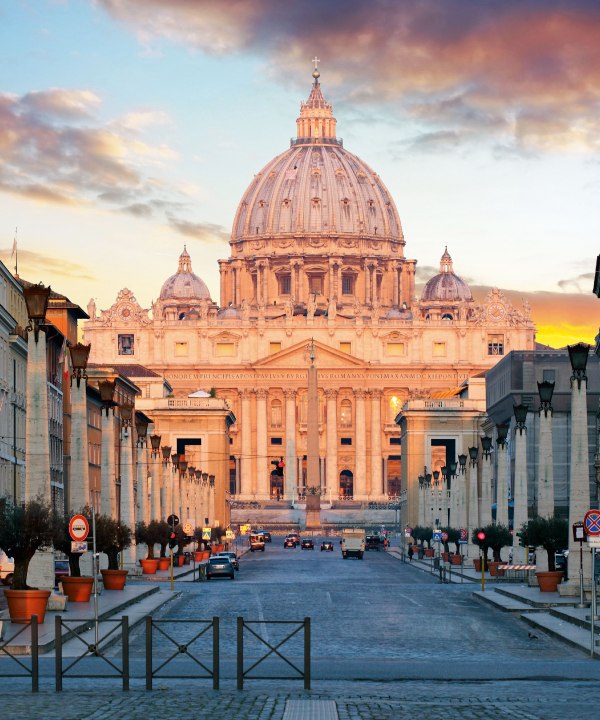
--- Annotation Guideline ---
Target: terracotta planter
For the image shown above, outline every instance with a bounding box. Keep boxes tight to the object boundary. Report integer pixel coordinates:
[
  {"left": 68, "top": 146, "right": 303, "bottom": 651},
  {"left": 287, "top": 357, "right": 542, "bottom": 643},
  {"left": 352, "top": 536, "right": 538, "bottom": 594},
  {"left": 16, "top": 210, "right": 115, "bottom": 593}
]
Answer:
[
  {"left": 536, "top": 570, "right": 564, "bottom": 593},
  {"left": 61, "top": 576, "right": 94, "bottom": 602},
  {"left": 450, "top": 554, "right": 462, "bottom": 565},
  {"left": 202, "top": 551, "right": 211, "bottom": 561},
  {"left": 140, "top": 558, "right": 159, "bottom": 574},
  {"left": 441, "top": 552, "right": 450, "bottom": 562},
  {"left": 101, "top": 569, "right": 127, "bottom": 590},
  {"left": 194, "top": 551, "right": 203, "bottom": 562},
  {"left": 213, "top": 544, "right": 225, "bottom": 554},
  {"left": 487, "top": 561, "right": 500, "bottom": 577},
  {"left": 4, "top": 589, "right": 51, "bottom": 624},
  {"left": 176, "top": 555, "right": 185, "bottom": 567},
  {"left": 158, "top": 557, "right": 170, "bottom": 571},
  {"left": 424, "top": 548, "right": 435, "bottom": 558},
  {"left": 473, "top": 558, "right": 486, "bottom": 572}
]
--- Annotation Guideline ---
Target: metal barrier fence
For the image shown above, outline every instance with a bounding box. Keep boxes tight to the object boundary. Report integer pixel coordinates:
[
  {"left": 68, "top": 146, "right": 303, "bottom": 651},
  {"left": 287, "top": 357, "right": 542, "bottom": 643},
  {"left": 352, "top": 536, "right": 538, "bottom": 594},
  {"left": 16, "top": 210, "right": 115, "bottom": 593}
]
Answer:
[
  {"left": 237, "top": 617, "right": 310, "bottom": 690},
  {"left": 0, "top": 615, "right": 39, "bottom": 692},
  {"left": 146, "top": 616, "right": 219, "bottom": 690}
]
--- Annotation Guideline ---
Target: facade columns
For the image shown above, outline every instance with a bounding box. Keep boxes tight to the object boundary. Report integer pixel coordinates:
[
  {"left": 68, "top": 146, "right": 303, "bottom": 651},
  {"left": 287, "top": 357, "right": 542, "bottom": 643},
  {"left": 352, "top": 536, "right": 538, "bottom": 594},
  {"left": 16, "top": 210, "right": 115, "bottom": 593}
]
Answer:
[
  {"left": 325, "top": 389, "right": 338, "bottom": 498},
  {"left": 480, "top": 441, "right": 493, "bottom": 527},
  {"left": 240, "top": 389, "right": 252, "bottom": 497},
  {"left": 256, "top": 389, "right": 269, "bottom": 500},
  {"left": 495, "top": 427, "right": 509, "bottom": 527},
  {"left": 537, "top": 395, "right": 555, "bottom": 519},
  {"left": 136, "top": 441, "right": 147, "bottom": 525},
  {"left": 370, "top": 390, "right": 383, "bottom": 498},
  {"left": 120, "top": 420, "right": 136, "bottom": 568},
  {"left": 150, "top": 448, "right": 161, "bottom": 522},
  {"left": 101, "top": 410, "right": 116, "bottom": 517},
  {"left": 354, "top": 389, "right": 367, "bottom": 499},
  {"left": 467, "top": 458, "right": 479, "bottom": 559},
  {"left": 284, "top": 388, "right": 298, "bottom": 500},
  {"left": 24, "top": 330, "right": 50, "bottom": 501},
  {"left": 512, "top": 410, "right": 529, "bottom": 565},
  {"left": 70, "top": 377, "right": 90, "bottom": 511}
]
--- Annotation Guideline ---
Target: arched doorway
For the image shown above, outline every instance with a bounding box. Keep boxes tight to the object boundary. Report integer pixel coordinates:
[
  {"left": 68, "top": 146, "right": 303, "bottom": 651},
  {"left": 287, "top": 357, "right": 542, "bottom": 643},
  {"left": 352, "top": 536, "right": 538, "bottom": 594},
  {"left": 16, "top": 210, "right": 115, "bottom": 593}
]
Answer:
[{"left": 339, "top": 469, "right": 353, "bottom": 499}]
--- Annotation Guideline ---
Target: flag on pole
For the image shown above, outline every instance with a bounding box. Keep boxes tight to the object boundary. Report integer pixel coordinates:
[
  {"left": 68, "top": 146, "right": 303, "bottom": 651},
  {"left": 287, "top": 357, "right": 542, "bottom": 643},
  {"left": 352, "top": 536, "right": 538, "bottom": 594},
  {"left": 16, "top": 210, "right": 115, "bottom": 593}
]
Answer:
[{"left": 11, "top": 237, "right": 16, "bottom": 258}]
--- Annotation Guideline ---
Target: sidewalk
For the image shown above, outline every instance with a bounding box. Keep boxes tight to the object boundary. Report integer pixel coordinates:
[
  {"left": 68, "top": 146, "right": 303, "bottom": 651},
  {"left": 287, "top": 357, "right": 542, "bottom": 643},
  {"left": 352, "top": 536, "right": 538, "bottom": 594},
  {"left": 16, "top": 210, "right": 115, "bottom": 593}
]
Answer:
[{"left": 386, "top": 546, "right": 600, "bottom": 658}]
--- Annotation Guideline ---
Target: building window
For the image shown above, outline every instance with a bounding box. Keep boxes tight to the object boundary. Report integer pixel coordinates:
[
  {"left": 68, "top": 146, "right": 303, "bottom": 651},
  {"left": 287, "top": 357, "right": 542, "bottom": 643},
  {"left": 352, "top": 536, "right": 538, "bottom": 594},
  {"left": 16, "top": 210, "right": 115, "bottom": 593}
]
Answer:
[
  {"left": 118, "top": 334, "right": 134, "bottom": 355},
  {"left": 441, "top": 313, "right": 453, "bottom": 321},
  {"left": 390, "top": 437, "right": 401, "bottom": 446},
  {"left": 433, "top": 342, "right": 446, "bottom": 357},
  {"left": 269, "top": 342, "right": 282, "bottom": 355},
  {"left": 487, "top": 335, "right": 504, "bottom": 356},
  {"left": 279, "top": 274, "right": 291, "bottom": 295},
  {"left": 340, "top": 437, "right": 352, "bottom": 446},
  {"left": 386, "top": 342, "right": 405, "bottom": 357},
  {"left": 342, "top": 274, "right": 355, "bottom": 295},
  {"left": 340, "top": 399, "right": 352, "bottom": 428},
  {"left": 175, "top": 342, "right": 188, "bottom": 357},
  {"left": 270, "top": 437, "right": 283, "bottom": 445},
  {"left": 309, "top": 275, "right": 323, "bottom": 295},
  {"left": 271, "top": 399, "right": 282, "bottom": 428},
  {"left": 339, "top": 342, "right": 351, "bottom": 354},
  {"left": 215, "top": 342, "right": 235, "bottom": 357}
]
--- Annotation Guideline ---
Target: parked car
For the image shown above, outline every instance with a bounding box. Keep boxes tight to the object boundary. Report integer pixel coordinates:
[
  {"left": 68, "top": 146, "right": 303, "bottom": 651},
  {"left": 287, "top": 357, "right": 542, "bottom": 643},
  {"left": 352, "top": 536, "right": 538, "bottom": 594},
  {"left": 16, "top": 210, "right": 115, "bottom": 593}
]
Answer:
[
  {"left": 301, "top": 538, "right": 315, "bottom": 550},
  {"left": 321, "top": 540, "right": 334, "bottom": 552},
  {"left": 284, "top": 537, "right": 296, "bottom": 548},
  {"left": 54, "top": 559, "right": 70, "bottom": 587},
  {"left": 214, "top": 552, "right": 239, "bottom": 571},
  {"left": 0, "top": 552, "right": 14, "bottom": 586},
  {"left": 206, "top": 556, "right": 235, "bottom": 580}
]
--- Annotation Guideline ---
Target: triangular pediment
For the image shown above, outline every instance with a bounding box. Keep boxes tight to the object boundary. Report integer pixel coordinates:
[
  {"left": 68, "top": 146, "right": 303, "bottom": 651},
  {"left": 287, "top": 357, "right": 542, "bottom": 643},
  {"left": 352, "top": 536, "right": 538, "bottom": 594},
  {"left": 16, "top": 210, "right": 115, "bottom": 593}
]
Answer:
[{"left": 253, "top": 339, "right": 367, "bottom": 369}]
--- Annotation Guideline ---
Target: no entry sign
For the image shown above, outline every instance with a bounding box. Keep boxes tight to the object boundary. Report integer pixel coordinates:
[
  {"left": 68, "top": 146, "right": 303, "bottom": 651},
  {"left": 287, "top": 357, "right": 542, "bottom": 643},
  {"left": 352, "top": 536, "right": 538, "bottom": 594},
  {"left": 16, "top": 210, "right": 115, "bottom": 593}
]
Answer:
[{"left": 69, "top": 514, "right": 89, "bottom": 542}]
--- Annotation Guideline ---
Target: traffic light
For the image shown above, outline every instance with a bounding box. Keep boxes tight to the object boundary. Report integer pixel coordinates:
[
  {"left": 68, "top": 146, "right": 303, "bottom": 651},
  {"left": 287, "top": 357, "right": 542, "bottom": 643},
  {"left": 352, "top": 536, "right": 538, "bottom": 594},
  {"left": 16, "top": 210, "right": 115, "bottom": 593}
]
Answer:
[
  {"left": 476, "top": 530, "right": 486, "bottom": 543},
  {"left": 517, "top": 530, "right": 526, "bottom": 547},
  {"left": 168, "top": 531, "right": 177, "bottom": 549}
]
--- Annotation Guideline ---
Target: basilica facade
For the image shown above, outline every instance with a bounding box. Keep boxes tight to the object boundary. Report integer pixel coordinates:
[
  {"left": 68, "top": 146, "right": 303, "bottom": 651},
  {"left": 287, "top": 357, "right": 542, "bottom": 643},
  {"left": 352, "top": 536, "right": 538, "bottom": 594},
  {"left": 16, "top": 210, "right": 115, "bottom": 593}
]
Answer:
[{"left": 84, "top": 69, "right": 536, "bottom": 514}]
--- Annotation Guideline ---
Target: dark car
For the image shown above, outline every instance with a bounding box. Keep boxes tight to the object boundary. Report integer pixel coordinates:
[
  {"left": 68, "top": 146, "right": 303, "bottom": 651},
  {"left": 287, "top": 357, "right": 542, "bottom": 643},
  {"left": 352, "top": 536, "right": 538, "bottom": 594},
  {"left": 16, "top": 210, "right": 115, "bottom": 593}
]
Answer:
[
  {"left": 214, "top": 552, "right": 239, "bottom": 571},
  {"left": 206, "top": 556, "right": 235, "bottom": 580},
  {"left": 366, "top": 535, "right": 382, "bottom": 551},
  {"left": 301, "top": 538, "right": 315, "bottom": 550},
  {"left": 321, "top": 540, "right": 334, "bottom": 552},
  {"left": 262, "top": 531, "right": 272, "bottom": 543},
  {"left": 288, "top": 533, "right": 300, "bottom": 544},
  {"left": 284, "top": 537, "right": 296, "bottom": 548},
  {"left": 54, "top": 559, "right": 70, "bottom": 587}
]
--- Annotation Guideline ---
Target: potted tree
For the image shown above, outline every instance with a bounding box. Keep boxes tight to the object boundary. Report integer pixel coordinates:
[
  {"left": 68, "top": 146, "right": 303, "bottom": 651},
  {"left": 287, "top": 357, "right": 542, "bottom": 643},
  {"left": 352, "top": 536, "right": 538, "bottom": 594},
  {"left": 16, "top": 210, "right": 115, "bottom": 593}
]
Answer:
[
  {"left": 211, "top": 526, "right": 227, "bottom": 554},
  {"left": 481, "top": 524, "right": 512, "bottom": 576},
  {"left": 194, "top": 528, "right": 211, "bottom": 561},
  {"left": 0, "top": 496, "right": 62, "bottom": 623},
  {"left": 135, "top": 520, "right": 164, "bottom": 574},
  {"left": 95, "top": 514, "right": 132, "bottom": 590},
  {"left": 442, "top": 527, "right": 462, "bottom": 565},
  {"left": 157, "top": 521, "right": 172, "bottom": 571},
  {"left": 527, "top": 516, "right": 568, "bottom": 592},
  {"left": 54, "top": 508, "right": 95, "bottom": 602},
  {"left": 411, "top": 526, "right": 426, "bottom": 558},
  {"left": 471, "top": 527, "right": 489, "bottom": 572},
  {"left": 421, "top": 527, "right": 434, "bottom": 557}
]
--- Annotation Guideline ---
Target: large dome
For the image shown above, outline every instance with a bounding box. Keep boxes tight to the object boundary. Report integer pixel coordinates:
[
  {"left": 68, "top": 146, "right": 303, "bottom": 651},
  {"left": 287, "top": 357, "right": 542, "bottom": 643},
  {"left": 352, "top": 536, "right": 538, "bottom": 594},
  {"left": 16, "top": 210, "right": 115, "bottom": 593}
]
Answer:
[
  {"left": 159, "top": 248, "right": 211, "bottom": 301},
  {"left": 421, "top": 248, "right": 473, "bottom": 302},
  {"left": 232, "top": 72, "right": 403, "bottom": 248}
]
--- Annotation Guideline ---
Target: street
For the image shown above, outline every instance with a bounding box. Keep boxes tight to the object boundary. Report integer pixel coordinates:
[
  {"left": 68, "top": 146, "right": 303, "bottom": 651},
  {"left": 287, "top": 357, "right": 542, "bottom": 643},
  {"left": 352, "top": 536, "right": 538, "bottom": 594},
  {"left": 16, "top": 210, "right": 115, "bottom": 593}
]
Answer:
[{"left": 2, "top": 538, "right": 600, "bottom": 719}]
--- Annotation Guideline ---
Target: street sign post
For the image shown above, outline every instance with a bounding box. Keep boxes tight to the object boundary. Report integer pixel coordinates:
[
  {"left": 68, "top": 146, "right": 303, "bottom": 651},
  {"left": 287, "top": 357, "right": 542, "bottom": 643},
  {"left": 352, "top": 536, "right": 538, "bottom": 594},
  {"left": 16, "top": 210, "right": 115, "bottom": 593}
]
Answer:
[{"left": 68, "top": 514, "right": 89, "bottom": 542}]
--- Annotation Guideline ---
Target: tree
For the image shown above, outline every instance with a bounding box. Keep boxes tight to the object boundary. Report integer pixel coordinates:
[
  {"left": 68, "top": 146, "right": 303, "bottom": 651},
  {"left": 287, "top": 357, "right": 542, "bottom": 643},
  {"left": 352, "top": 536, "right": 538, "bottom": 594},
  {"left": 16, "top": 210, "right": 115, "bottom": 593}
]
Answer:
[
  {"left": 441, "top": 527, "right": 460, "bottom": 554},
  {"left": 482, "top": 524, "right": 512, "bottom": 562},
  {"left": 135, "top": 519, "right": 165, "bottom": 559},
  {"left": 421, "top": 526, "right": 433, "bottom": 549},
  {"left": 0, "top": 496, "right": 62, "bottom": 590},
  {"left": 471, "top": 527, "right": 490, "bottom": 561},
  {"left": 95, "top": 514, "right": 132, "bottom": 570},
  {"left": 526, "top": 516, "right": 568, "bottom": 572}
]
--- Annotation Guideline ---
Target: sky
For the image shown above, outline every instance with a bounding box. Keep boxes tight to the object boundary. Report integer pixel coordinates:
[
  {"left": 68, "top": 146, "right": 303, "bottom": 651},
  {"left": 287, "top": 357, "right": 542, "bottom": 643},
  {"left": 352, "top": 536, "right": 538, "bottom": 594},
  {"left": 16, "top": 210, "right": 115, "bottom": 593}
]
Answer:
[{"left": 1, "top": 0, "right": 599, "bottom": 348}]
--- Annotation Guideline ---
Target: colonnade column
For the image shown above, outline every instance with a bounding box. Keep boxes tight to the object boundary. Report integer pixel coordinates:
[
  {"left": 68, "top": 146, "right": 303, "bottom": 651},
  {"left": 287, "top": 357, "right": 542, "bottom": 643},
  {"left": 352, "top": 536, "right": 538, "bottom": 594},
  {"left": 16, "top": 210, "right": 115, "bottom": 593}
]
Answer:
[
  {"left": 284, "top": 389, "right": 298, "bottom": 500},
  {"left": 354, "top": 389, "right": 367, "bottom": 500},
  {"left": 101, "top": 407, "right": 117, "bottom": 517},
  {"left": 240, "top": 389, "right": 252, "bottom": 497},
  {"left": 69, "top": 345, "right": 91, "bottom": 512},
  {"left": 256, "top": 389, "right": 269, "bottom": 500},
  {"left": 325, "top": 389, "right": 338, "bottom": 499},
  {"left": 136, "top": 434, "right": 148, "bottom": 525},
  {"left": 495, "top": 424, "right": 509, "bottom": 526},
  {"left": 160, "top": 446, "right": 171, "bottom": 521},
  {"left": 512, "top": 405, "right": 529, "bottom": 565},
  {"left": 479, "top": 437, "right": 493, "bottom": 527},
  {"left": 119, "top": 407, "right": 136, "bottom": 568},
  {"left": 370, "top": 390, "right": 383, "bottom": 498},
  {"left": 466, "top": 452, "right": 479, "bottom": 560}
]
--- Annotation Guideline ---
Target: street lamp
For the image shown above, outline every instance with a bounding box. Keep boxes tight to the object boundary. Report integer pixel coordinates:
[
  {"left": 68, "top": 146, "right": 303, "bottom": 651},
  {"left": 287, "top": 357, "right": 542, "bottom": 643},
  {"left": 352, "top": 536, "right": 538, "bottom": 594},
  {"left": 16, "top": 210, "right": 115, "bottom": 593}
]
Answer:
[
  {"left": 136, "top": 417, "right": 149, "bottom": 448},
  {"left": 512, "top": 404, "right": 529, "bottom": 563},
  {"left": 23, "top": 282, "right": 51, "bottom": 343},
  {"left": 513, "top": 403, "right": 528, "bottom": 433},
  {"left": 568, "top": 342, "right": 590, "bottom": 388},
  {"left": 458, "top": 455, "right": 467, "bottom": 474},
  {"left": 69, "top": 342, "right": 91, "bottom": 388},
  {"left": 537, "top": 380, "right": 555, "bottom": 416},
  {"left": 468, "top": 446, "right": 479, "bottom": 467},
  {"left": 481, "top": 435, "right": 492, "bottom": 458}
]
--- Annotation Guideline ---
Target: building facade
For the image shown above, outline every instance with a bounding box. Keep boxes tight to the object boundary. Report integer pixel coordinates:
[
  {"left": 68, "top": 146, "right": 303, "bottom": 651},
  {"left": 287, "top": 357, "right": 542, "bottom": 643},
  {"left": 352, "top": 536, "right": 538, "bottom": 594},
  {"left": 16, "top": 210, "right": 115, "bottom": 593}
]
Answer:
[{"left": 84, "top": 70, "right": 536, "bottom": 512}]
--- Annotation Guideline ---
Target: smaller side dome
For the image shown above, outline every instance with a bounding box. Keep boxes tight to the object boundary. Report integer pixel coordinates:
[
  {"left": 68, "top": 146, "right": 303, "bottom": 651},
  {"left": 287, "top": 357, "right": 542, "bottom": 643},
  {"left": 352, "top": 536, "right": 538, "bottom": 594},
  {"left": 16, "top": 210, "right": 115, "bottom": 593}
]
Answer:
[
  {"left": 421, "top": 248, "right": 473, "bottom": 302},
  {"left": 159, "top": 247, "right": 211, "bottom": 301}
]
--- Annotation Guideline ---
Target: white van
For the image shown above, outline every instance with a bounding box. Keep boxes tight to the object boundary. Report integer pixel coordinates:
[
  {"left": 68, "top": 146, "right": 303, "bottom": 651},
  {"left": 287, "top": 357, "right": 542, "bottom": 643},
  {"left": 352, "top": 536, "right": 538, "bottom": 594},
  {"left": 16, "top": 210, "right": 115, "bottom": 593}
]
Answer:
[{"left": 249, "top": 533, "right": 265, "bottom": 552}]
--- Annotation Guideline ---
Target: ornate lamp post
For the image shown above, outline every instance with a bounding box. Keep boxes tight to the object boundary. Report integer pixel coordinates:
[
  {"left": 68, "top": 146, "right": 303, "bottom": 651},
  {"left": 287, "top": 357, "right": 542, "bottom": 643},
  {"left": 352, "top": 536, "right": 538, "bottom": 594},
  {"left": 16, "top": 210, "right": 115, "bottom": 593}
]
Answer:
[
  {"left": 171, "top": 453, "right": 181, "bottom": 520},
  {"left": 564, "top": 343, "right": 592, "bottom": 591},
  {"left": 537, "top": 380, "right": 555, "bottom": 520},
  {"left": 467, "top": 447, "right": 479, "bottom": 560},
  {"left": 23, "top": 282, "right": 53, "bottom": 589},
  {"left": 160, "top": 445, "right": 171, "bottom": 521},
  {"left": 119, "top": 402, "right": 136, "bottom": 568},
  {"left": 99, "top": 379, "right": 117, "bottom": 516},
  {"left": 480, "top": 436, "right": 493, "bottom": 527},
  {"left": 512, "top": 403, "right": 529, "bottom": 564},
  {"left": 69, "top": 342, "right": 91, "bottom": 512},
  {"left": 418, "top": 474, "right": 426, "bottom": 527},
  {"left": 209, "top": 474, "right": 216, "bottom": 527},
  {"left": 135, "top": 415, "right": 149, "bottom": 525},
  {"left": 202, "top": 471, "right": 209, "bottom": 526},
  {"left": 178, "top": 457, "right": 188, "bottom": 521},
  {"left": 453, "top": 457, "right": 466, "bottom": 535},
  {"left": 149, "top": 434, "right": 161, "bottom": 521},
  {"left": 495, "top": 423, "right": 510, "bottom": 527}
]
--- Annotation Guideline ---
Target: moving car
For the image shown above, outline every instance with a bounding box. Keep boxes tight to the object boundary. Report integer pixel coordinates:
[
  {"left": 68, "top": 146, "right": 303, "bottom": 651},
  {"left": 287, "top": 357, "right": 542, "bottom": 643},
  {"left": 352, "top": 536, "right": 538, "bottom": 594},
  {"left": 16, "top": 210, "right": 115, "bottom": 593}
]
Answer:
[
  {"left": 249, "top": 533, "right": 266, "bottom": 552},
  {"left": 284, "top": 537, "right": 296, "bottom": 548},
  {"left": 214, "top": 551, "right": 239, "bottom": 570},
  {"left": 321, "top": 540, "right": 334, "bottom": 552},
  {"left": 365, "top": 535, "right": 382, "bottom": 551},
  {"left": 301, "top": 538, "right": 315, "bottom": 550},
  {"left": 261, "top": 531, "right": 272, "bottom": 543},
  {"left": 206, "top": 556, "right": 235, "bottom": 580},
  {"left": 288, "top": 533, "right": 300, "bottom": 544}
]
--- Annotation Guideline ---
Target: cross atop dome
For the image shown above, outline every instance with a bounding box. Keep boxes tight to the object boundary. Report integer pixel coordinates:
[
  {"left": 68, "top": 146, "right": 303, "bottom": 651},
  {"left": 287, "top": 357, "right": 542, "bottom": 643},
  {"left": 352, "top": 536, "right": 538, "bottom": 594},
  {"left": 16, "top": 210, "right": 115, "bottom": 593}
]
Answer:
[{"left": 295, "top": 60, "right": 338, "bottom": 145}]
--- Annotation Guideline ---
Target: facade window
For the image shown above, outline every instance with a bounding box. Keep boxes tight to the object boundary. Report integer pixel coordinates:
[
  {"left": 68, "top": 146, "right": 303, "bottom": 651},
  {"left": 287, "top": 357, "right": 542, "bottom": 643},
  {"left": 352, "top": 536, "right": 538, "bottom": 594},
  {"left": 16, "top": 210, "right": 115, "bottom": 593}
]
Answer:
[
  {"left": 118, "top": 334, "right": 134, "bottom": 355},
  {"left": 340, "top": 437, "right": 352, "bottom": 446},
  {"left": 279, "top": 274, "right": 291, "bottom": 295},
  {"left": 389, "top": 437, "right": 401, "bottom": 446},
  {"left": 340, "top": 399, "right": 352, "bottom": 428},
  {"left": 342, "top": 274, "right": 355, "bottom": 295},
  {"left": 309, "top": 275, "right": 323, "bottom": 295},
  {"left": 270, "top": 437, "right": 282, "bottom": 445},
  {"left": 215, "top": 342, "right": 235, "bottom": 357},
  {"left": 487, "top": 334, "right": 504, "bottom": 356},
  {"left": 339, "top": 342, "right": 351, "bottom": 354},
  {"left": 441, "top": 313, "right": 453, "bottom": 321},
  {"left": 270, "top": 399, "right": 282, "bottom": 428},
  {"left": 175, "top": 342, "right": 188, "bottom": 357},
  {"left": 433, "top": 342, "right": 446, "bottom": 357},
  {"left": 269, "top": 342, "right": 282, "bottom": 355},
  {"left": 386, "top": 342, "right": 405, "bottom": 357}
]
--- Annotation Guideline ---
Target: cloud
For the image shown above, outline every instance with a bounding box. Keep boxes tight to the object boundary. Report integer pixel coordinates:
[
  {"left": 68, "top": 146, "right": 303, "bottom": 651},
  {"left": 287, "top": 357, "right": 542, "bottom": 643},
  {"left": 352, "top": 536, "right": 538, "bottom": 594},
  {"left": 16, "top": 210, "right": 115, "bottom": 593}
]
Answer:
[
  {"left": 167, "top": 217, "right": 229, "bottom": 244},
  {"left": 98, "top": 0, "right": 600, "bottom": 154},
  {"left": 0, "top": 248, "right": 95, "bottom": 281},
  {"left": 0, "top": 88, "right": 215, "bottom": 241}
]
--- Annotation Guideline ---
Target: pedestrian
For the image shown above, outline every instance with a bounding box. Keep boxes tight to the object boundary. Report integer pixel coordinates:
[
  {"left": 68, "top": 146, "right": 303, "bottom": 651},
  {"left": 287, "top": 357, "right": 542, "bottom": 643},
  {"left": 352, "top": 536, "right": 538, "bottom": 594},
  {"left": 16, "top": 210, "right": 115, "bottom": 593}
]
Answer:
[{"left": 408, "top": 544, "right": 414, "bottom": 561}]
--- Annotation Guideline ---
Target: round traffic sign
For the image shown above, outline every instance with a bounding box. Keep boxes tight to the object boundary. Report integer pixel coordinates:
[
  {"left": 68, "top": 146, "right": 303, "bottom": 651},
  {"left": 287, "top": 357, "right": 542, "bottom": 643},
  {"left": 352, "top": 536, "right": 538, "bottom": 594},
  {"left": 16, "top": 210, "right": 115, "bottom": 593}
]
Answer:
[
  {"left": 441, "top": 531, "right": 449, "bottom": 542},
  {"left": 182, "top": 522, "right": 193, "bottom": 536},
  {"left": 69, "top": 514, "right": 89, "bottom": 542},
  {"left": 584, "top": 510, "right": 600, "bottom": 536},
  {"left": 167, "top": 514, "right": 180, "bottom": 528}
]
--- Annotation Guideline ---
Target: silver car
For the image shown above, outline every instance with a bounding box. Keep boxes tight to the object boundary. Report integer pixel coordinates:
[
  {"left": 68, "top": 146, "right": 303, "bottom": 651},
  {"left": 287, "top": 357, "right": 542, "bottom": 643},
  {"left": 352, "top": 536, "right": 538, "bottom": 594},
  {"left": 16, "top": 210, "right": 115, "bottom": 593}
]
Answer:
[
  {"left": 206, "top": 556, "right": 235, "bottom": 580},
  {"left": 213, "top": 552, "right": 239, "bottom": 571}
]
